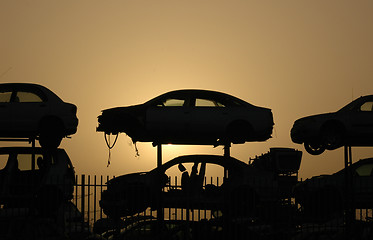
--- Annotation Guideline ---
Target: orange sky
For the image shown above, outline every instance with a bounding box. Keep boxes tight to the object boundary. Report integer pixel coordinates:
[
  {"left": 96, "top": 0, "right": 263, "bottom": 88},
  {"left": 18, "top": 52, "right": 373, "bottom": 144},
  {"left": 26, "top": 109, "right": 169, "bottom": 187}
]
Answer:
[{"left": 1, "top": 0, "right": 373, "bottom": 179}]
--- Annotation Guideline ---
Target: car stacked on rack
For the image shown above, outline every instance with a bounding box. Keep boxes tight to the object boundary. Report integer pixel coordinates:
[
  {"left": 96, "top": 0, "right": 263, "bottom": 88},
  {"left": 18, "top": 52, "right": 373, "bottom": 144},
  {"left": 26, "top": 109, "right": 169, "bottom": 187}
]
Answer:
[
  {"left": 291, "top": 95, "right": 373, "bottom": 221},
  {"left": 0, "top": 83, "right": 78, "bottom": 148},
  {"left": 291, "top": 95, "right": 373, "bottom": 155},
  {"left": 97, "top": 89, "right": 306, "bottom": 223},
  {"left": 0, "top": 83, "right": 78, "bottom": 216}
]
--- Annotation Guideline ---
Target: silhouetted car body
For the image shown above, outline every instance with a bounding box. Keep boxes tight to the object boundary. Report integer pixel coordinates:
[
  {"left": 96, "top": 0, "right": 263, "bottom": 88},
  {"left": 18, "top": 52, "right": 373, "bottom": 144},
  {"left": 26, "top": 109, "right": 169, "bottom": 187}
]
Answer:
[
  {"left": 97, "top": 89, "right": 273, "bottom": 145},
  {"left": 291, "top": 95, "right": 373, "bottom": 155},
  {"left": 100, "top": 150, "right": 301, "bottom": 219},
  {"left": 0, "top": 147, "right": 75, "bottom": 214},
  {"left": 294, "top": 158, "right": 373, "bottom": 219},
  {"left": 0, "top": 83, "right": 78, "bottom": 148}
]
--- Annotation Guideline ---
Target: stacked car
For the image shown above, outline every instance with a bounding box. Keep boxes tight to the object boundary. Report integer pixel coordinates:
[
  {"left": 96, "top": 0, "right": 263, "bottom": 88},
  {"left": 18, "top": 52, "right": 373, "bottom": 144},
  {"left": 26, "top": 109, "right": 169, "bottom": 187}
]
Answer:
[
  {"left": 291, "top": 95, "right": 373, "bottom": 221},
  {"left": 0, "top": 83, "right": 78, "bottom": 216},
  {"left": 96, "top": 89, "right": 307, "bottom": 225}
]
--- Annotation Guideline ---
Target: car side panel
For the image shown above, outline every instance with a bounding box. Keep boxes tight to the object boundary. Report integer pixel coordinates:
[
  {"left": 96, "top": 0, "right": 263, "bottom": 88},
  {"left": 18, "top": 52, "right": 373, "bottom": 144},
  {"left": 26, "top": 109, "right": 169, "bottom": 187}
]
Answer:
[
  {"left": 146, "top": 106, "right": 190, "bottom": 138},
  {"left": 11, "top": 102, "right": 49, "bottom": 133}
]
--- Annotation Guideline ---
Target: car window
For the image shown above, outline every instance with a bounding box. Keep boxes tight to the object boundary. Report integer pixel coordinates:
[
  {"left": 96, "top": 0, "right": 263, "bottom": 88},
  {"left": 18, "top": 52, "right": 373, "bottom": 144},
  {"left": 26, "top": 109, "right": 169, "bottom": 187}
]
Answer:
[
  {"left": 355, "top": 163, "right": 373, "bottom": 176},
  {"left": 17, "top": 153, "right": 44, "bottom": 171},
  {"left": 0, "top": 91, "right": 12, "bottom": 102},
  {"left": 195, "top": 98, "right": 225, "bottom": 107},
  {"left": 0, "top": 155, "right": 8, "bottom": 169},
  {"left": 15, "top": 91, "right": 44, "bottom": 103},
  {"left": 157, "top": 98, "right": 185, "bottom": 107},
  {"left": 360, "top": 101, "right": 373, "bottom": 112}
]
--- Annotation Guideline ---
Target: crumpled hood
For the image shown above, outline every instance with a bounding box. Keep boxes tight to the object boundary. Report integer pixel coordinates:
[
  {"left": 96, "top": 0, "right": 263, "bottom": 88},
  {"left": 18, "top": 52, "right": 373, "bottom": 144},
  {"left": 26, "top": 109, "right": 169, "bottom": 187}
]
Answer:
[{"left": 107, "top": 172, "right": 147, "bottom": 186}]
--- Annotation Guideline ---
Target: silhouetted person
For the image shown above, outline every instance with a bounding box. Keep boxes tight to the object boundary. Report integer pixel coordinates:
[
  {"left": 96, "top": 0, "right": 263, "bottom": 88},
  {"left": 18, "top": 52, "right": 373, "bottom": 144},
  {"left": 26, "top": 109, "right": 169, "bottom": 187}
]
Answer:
[{"left": 178, "top": 163, "right": 190, "bottom": 192}]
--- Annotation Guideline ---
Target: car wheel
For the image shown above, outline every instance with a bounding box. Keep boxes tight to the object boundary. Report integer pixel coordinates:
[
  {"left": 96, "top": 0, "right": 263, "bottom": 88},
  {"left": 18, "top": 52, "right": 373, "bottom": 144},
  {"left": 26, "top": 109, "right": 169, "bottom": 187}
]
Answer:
[
  {"left": 322, "top": 125, "right": 344, "bottom": 150},
  {"left": 304, "top": 141, "right": 325, "bottom": 155},
  {"left": 39, "top": 118, "right": 64, "bottom": 149}
]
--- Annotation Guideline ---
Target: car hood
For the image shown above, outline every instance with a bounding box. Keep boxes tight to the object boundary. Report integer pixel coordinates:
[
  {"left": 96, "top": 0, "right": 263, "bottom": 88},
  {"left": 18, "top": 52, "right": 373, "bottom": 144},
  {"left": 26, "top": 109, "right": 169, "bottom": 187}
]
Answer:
[
  {"left": 97, "top": 104, "right": 146, "bottom": 135},
  {"left": 107, "top": 172, "right": 148, "bottom": 186},
  {"left": 294, "top": 112, "right": 337, "bottom": 124},
  {"left": 100, "top": 104, "right": 145, "bottom": 116}
]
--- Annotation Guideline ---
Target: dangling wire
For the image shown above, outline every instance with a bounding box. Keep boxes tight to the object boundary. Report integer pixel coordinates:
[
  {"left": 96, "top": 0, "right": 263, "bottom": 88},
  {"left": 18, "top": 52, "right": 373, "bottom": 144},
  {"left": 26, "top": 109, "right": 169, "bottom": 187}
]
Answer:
[{"left": 104, "top": 133, "right": 118, "bottom": 167}]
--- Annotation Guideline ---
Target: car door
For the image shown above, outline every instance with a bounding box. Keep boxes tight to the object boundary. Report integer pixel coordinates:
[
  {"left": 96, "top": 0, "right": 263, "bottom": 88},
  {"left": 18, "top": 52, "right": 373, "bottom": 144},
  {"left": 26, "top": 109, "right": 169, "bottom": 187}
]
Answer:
[
  {"left": 349, "top": 100, "right": 373, "bottom": 138},
  {"left": 0, "top": 88, "right": 13, "bottom": 134},
  {"left": 146, "top": 96, "right": 190, "bottom": 141},
  {"left": 11, "top": 89, "right": 49, "bottom": 133},
  {"left": 188, "top": 97, "right": 229, "bottom": 138}
]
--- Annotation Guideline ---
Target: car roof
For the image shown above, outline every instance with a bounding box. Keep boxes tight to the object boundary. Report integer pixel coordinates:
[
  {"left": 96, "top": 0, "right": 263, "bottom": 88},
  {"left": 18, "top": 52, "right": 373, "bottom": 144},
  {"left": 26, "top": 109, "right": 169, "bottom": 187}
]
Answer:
[
  {"left": 146, "top": 89, "right": 251, "bottom": 105},
  {"left": 0, "top": 83, "right": 62, "bottom": 101},
  {"left": 1, "top": 82, "right": 47, "bottom": 90}
]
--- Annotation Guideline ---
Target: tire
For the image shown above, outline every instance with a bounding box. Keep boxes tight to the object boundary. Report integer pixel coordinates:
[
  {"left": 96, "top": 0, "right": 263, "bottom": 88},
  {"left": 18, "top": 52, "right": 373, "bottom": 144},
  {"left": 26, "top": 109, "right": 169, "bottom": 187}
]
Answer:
[
  {"left": 304, "top": 141, "right": 325, "bottom": 155},
  {"left": 38, "top": 118, "right": 64, "bottom": 149}
]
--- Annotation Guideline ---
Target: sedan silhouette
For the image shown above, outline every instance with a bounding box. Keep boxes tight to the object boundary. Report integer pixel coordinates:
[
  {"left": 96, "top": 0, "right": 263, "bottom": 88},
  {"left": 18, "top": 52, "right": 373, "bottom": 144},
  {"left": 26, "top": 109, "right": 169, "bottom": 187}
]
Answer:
[
  {"left": 291, "top": 95, "right": 373, "bottom": 155},
  {"left": 100, "top": 149, "right": 302, "bottom": 219},
  {"left": 0, "top": 83, "right": 78, "bottom": 148},
  {"left": 97, "top": 89, "right": 273, "bottom": 145}
]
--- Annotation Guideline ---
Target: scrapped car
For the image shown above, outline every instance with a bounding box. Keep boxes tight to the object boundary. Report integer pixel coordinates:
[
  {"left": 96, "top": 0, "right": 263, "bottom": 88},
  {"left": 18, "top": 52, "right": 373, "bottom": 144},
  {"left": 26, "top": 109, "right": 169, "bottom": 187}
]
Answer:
[
  {"left": 0, "top": 83, "right": 79, "bottom": 148},
  {"left": 291, "top": 95, "right": 373, "bottom": 155},
  {"left": 97, "top": 89, "right": 274, "bottom": 145},
  {"left": 100, "top": 148, "right": 302, "bottom": 219},
  {"left": 294, "top": 157, "right": 373, "bottom": 220},
  {"left": 0, "top": 147, "right": 75, "bottom": 215}
]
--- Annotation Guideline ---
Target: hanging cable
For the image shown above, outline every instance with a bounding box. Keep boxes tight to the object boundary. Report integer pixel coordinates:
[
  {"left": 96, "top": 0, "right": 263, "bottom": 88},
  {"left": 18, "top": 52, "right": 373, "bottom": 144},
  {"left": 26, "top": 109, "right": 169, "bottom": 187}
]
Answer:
[{"left": 104, "top": 133, "right": 118, "bottom": 167}]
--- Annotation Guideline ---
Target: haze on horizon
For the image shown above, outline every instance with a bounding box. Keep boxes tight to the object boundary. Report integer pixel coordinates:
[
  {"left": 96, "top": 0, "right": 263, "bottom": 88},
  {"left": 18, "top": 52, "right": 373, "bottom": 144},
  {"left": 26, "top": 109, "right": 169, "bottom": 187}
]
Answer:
[{"left": 1, "top": 0, "right": 373, "bottom": 179}]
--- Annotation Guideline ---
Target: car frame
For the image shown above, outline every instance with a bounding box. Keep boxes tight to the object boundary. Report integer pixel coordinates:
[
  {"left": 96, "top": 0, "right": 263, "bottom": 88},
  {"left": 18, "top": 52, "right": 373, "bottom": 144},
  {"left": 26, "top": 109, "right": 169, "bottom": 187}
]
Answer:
[
  {"left": 0, "top": 83, "right": 79, "bottom": 148},
  {"left": 97, "top": 89, "right": 273, "bottom": 145},
  {"left": 290, "top": 95, "right": 373, "bottom": 155},
  {"left": 100, "top": 149, "right": 301, "bottom": 219}
]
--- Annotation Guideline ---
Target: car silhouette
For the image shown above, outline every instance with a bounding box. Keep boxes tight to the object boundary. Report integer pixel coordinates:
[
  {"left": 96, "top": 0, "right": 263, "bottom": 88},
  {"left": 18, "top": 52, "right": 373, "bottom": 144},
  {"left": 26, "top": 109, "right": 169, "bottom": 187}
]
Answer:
[
  {"left": 0, "top": 147, "right": 75, "bottom": 215},
  {"left": 290, "top": 95, "right": 373, "bottom": 155},
  {"left": 97, "top": 89, "right": 274, "bottom": 145},
  {"left": 0, "top": 83, "right": 79, "bottom": 148},
  {"left": 293, "top": 157, "right": 373, "bottom": 220},
  {"left": 100, "top": 149, "right": 301, "bottom": 219}
]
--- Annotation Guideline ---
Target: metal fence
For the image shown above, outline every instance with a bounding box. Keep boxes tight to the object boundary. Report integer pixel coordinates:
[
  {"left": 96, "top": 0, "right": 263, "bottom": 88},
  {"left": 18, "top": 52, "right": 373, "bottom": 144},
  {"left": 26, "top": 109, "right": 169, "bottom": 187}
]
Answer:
[
  {"left": 1, "top": 174, "right": 373, "bottom": 239},
  {"left": 72, "top": 175, "right": 373, "bottom": 240}
]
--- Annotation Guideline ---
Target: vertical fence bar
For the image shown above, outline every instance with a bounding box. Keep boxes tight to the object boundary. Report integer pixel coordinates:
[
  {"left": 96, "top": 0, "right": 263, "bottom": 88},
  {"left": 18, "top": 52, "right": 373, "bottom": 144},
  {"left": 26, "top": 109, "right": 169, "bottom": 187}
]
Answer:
[
  {"left": 81, "top": 174, "right": 85, "bottom": 228},
  {"left": 94, "top": 175, "right": 97, "bottom": 224},
  {"left": 87, "top": 175, "right": 90, "bottom": 230}
]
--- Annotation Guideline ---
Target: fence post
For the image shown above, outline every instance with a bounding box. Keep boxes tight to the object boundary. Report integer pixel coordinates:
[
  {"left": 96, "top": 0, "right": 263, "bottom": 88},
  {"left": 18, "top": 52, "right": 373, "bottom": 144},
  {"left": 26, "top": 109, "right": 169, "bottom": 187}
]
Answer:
[{"left": 81, "top": 174, "right": 86, "bottom": 225}]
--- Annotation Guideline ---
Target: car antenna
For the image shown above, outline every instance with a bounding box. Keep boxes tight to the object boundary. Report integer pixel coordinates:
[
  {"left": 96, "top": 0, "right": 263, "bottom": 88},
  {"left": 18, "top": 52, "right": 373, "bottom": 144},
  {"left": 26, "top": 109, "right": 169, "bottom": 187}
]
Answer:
[
  {"left": 0, "top": 67, "right": 13, "bottom": 79},
  {"left": 104, "top": 133, "right": 119, "bottom": 167}
]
